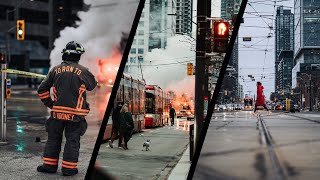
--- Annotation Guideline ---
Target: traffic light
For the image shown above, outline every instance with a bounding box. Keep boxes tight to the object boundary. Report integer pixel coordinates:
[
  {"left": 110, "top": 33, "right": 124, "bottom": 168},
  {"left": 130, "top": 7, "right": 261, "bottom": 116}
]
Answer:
[
  {"left": 212, "top": 21, "right": 230, "bottom": 53},
  {"left": 0, "top": 52, "right": 5, "bottom": 64},
  {"left": 5, "top": 89, "right": 11, "bottom": 99},
  {"left": 213, "top": 21, "right": 229, "bottom": 38},
  {"left": 16, "top": 20, "right": 25, "bottom": 40},
  {"left": 5, "top": 79, "right": 11, "bottom": 99},
  {"left": 187, "top": 63, "right": 193, "bottom": 76}
]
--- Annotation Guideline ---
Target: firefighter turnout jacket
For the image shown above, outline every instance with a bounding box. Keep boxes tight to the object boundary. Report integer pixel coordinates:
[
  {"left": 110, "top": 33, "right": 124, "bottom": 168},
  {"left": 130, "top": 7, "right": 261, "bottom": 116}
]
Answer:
[{"left": 38, "top": 61, "right": 97, "bottom": 122}]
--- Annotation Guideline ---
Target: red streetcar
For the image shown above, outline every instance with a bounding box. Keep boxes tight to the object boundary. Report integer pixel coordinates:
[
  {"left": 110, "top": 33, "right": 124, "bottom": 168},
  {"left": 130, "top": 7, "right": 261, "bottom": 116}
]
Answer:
[
  {"left": 144, "top": 85, "right": 173, "bottom": 127},
  {"left": 243, "top": 97, "right": 253, "bottom": 111}
]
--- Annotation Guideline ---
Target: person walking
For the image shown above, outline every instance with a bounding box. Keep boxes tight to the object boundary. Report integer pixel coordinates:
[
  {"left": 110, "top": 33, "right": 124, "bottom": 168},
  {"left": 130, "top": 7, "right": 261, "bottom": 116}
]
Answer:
[
  {"left": 254, "top": 81, "right": 270, "bottom": 114},
  {"left": 119, "top": 104, "right": 134, "bottom": 150},
  {"left": 37, "top": 41, "right": 97, "bottom": 176},
  {"left": 109, "top": 102, "right": 123, "bottom": 148},
  {"left": 170, "top": 106, "right": 176, "bottom": 126}
]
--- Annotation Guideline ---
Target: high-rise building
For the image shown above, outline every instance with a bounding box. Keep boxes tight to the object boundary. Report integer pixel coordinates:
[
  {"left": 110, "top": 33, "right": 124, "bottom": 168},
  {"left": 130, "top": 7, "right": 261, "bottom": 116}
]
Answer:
[
  {"left": 277, "top": 50, "right": 294, "bottom": 93},
  {"left": 0, "top": 0, "right": 85, "bottom": 84},
  {"left": 275, "top": 6, "right": 294, "bottom": 93},
  {"left": 292, "top": 0, "right": 320, "bottom": 88},
  {"left": 292, "top": 0, "right": 320, "bottom": 109},
  {"left": 175, "top": 0, "right": 192, "bottom": 36},
  {"left": 220, "top": 0, "right": 241, "bottom": 102},
  {"left": 52, "top": 0, "right": 87, "bottom": 46},
  {"left": 126, "top": 0, "right": 176, "bottom": 75}
]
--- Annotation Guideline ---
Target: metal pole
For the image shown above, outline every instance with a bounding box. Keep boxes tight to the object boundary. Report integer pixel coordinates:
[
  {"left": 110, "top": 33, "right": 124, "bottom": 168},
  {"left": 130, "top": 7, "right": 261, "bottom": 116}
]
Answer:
[
  {"left": 194, "top": 0, "right": 207, "bottom": 155},
  {"left": 1, "top": 63, "right": 8, "bottom": 144},
  {"left": 309, "top": 75, "right": 312, "bottom": 111}
]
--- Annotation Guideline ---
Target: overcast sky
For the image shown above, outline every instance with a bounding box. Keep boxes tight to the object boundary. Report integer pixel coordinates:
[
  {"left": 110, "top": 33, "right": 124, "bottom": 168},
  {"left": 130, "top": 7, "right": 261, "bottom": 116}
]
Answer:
[
  {"left": 238, "top": 0, "right": 294, "bottom": 99},
  {"left": 192, "top": 0, "right": 295, "bottom": 100}
]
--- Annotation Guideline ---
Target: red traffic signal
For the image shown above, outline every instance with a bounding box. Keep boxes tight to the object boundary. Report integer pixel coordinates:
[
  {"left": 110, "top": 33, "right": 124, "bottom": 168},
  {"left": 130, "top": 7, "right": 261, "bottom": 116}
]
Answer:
[
  {"left": 0, "top": 52, "right": 5, "bottom": 64},
  {"left": 213, "top": 21, "right": 229, "bottom": 39},
  {"left": 212, "top": 21, "right": 230, "bottom": 53}
]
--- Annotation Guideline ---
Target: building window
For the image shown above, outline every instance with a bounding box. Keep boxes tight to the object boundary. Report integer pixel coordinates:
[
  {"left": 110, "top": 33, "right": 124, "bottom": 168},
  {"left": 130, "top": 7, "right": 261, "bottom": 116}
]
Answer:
[
  {"left": 138, "top": 56, "right": 143, "bottom": 62},
  {"left": 130, "top": 48, "right": 136, "bottom": 54},
  {"left": 130, "top": 57, "right": 136, "bottom": 63},
  {"left": 138, "top": 48, "right": 144, "bottom": 54},
  {"left": 138, "top": 30, "right": 144, "bottom": 35},
  {"left": 138, "top": 39, "right": 144, "bottom": 45},
  {"left": 139, "top": 21, "right": 144, "bottom": 27}
]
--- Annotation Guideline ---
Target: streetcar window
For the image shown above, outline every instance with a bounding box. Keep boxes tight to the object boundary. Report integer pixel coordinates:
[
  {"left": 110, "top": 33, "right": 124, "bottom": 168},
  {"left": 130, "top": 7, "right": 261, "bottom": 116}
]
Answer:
[
  {"left": 145, "top": 93, "right": 155, "bottom": 114},
  {"left": 244, "top": 99, "right": 253, "bottom": 106}
]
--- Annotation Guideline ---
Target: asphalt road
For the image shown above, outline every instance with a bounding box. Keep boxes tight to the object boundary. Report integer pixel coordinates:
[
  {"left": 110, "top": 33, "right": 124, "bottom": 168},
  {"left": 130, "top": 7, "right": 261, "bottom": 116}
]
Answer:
[
  {"left": 95, "top": 118, "right": 192, "bottom": 180},
  {"left": 0, "top": 88, "right": 107, "bottom": 180},
  {"left": 193, "top": 111, "right": 320, "bottom": 180}
]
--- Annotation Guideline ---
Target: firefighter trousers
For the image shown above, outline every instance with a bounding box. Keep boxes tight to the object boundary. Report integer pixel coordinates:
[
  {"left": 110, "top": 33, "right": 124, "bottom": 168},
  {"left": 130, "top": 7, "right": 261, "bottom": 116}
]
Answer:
[{"left": 42, "top": 118, "right": 87, "bottom": 171}]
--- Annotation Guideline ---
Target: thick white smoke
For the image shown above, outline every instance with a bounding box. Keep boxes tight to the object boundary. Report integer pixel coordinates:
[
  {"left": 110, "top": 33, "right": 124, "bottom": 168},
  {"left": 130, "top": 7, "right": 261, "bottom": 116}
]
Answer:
[
  {"left": 141, "top": 35, "right": 195, "bottom": 96},
  {"left": 49, "top": 0, "right": 139, "bottom": 76}
]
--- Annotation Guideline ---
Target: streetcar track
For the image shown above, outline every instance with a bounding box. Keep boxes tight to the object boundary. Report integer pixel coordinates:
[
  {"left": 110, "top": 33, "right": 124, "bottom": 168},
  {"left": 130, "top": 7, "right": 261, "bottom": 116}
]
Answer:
[
  {"left": 285, "top": 113, "right": 320, "bottom": 124},
  {"left": 257, "top": 114, "right": 286, "bottom": 180}
]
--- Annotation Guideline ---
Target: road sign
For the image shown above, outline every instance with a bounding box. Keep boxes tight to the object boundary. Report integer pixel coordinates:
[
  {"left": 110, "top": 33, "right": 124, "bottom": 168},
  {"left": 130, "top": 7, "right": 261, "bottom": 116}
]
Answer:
[
  {"left": 208, "top": 83, "right": 216, "bottom": 91},
  {"left": 208, "top": 76, "right": 218, "bottom": 83},
  {"left": 208, "top": 65, "right": 214, "bottom": 74},
  {"left": 243, "top": 37, "right": 252, "bottom": 41},
  {"left": 204, "top": 96, "right": 208, "bottom": 118},
  {"left": 211, "top": 56, "right": 223, "bottom": 62},
  {"left": 6, "top": 79, "right": 11, "bottom": 86}
]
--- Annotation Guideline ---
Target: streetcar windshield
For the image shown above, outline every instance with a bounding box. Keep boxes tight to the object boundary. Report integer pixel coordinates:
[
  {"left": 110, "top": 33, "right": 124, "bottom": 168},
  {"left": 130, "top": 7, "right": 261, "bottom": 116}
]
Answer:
[
  {"left": 145, "top": 92, "right": 155, "bottom": 114},
  {"left": 244, "top": 99, "right": 253, "bottom": 106}
]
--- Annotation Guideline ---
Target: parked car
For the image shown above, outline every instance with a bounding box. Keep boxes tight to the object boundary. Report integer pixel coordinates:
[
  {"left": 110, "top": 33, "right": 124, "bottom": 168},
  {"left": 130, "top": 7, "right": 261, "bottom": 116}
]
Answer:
[
  {"left": 234, "top": 104, "right": 241, "bottom": 110},
  {"left": 294, "top": 105, "right": 301, "bottom": 112},
  {"left": 177, "top": 110, "right": 188, "bottom": 118},
  {"left": 218, "top": 105, "right": 227, "bottom": 111},
  {"left": 275, "top": 103, "right": 283, "bottom": 110}
]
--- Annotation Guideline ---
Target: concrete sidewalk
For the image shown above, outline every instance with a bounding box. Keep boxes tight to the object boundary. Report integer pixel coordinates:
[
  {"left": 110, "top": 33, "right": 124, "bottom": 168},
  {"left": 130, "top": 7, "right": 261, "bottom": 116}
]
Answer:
[
  {"left": 95, "top": 121, "right": 190, "bottom": 180},
  {"left": 168, "top": 144, "right": 190, "bottom": 180}
]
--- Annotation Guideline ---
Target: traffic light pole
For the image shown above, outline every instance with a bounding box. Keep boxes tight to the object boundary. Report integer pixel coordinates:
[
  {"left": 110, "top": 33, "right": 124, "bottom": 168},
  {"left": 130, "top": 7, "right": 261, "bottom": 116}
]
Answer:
[
  {"left": 194, "top": 0, "right": 209, "bottom": 156},
  {"left": 0, "top": 63, "right": 8, "bottom": 144}
]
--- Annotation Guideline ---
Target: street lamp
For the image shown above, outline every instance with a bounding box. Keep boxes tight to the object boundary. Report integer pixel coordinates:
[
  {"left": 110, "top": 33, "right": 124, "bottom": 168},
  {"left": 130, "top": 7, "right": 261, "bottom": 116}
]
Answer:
[{"left": 301, "top": 73, "right": 312, "bottom": 111}]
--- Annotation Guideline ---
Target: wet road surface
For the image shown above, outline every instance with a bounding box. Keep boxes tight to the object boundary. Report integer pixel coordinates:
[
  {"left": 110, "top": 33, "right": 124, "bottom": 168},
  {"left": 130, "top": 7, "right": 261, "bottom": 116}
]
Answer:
[
  {"left": 193, "top": 111, "right": 320, "bottom": 180},
  {"left": 0, "top": 88, "right": 108, "bottom": 179}
]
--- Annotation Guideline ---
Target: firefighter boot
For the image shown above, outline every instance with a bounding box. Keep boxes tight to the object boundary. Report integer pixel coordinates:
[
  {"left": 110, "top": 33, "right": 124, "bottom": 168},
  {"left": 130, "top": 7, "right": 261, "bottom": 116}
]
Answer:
[
  {"left": 37, "top": 164, "right": 57, "bottom": 174},
  {"left": 62, "top": 167, "right": 78, "bottom": 176}
]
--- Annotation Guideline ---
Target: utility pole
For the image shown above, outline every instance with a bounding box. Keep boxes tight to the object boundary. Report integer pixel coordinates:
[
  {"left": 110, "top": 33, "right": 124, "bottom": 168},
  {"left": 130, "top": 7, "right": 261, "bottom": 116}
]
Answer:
[
  {"left": 309, "top": 74, "right": 312, "bottom": 111},
  {"left": 0, "top": 55, "right": 8, "bottom": 145},
  {"left": 194, "top": 0, "right": 208, "bottom": 154}
]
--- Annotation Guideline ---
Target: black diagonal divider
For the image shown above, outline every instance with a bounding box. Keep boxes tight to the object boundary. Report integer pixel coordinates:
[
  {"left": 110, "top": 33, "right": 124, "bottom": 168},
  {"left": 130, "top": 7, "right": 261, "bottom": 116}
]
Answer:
[
  {"left": 187, "top": 0, "right": 248, "bottom": 179},
  {"left": 85, "top": 0, "right": 146, "bottom": 179}
]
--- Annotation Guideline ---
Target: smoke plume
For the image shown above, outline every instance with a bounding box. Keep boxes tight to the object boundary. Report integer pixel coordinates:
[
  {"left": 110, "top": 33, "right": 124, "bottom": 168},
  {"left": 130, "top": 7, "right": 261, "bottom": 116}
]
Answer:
[
  {"left": 49, "top": 0, "right": 139, "bottom": 76},
  {"left": 141, "top": 35, "right": 196, "bottom": 97}
]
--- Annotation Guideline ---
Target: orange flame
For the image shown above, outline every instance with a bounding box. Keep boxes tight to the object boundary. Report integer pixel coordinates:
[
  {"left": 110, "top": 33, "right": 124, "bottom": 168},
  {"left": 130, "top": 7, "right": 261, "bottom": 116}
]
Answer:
[
  {"left": 96, "top": 48, "right": 122, "bottom": 84},
  {"left": 171, "top": 93, "right": 194, "bottom": 114}
]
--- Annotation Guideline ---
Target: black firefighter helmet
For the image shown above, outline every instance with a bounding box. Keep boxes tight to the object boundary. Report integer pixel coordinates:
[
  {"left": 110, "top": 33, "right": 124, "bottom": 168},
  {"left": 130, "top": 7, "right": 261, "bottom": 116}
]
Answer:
[{"left": 61, "top": 41, "right": 85, "bottom": 62}]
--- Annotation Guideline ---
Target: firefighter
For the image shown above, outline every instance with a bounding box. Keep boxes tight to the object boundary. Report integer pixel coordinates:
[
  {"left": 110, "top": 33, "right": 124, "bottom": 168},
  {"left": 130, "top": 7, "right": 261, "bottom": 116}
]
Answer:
[
  {"left": 37, "top": 41, "right": 97, "bottom": 176},
  {"left": 170, "top": 105, "right": 176, "bottom": 126}
]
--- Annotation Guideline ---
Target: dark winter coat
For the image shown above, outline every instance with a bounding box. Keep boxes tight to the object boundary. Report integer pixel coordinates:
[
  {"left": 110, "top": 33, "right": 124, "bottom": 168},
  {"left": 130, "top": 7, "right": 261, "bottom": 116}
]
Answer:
[
  {"left": 112, "top": 105, "right": 122, "bottom": 127},
  {"left": 119, "top": 112, "right": 134, "bottom": 134},
  {"left": 170, "top": 108, "right": 175, "bottom": 118},
  {"left": 256, "top": 85, "right": 265, "bottom": 106}
]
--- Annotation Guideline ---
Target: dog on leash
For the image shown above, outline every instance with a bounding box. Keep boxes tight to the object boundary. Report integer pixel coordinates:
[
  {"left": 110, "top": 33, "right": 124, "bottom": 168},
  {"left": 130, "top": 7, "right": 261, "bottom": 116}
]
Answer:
[{"left": 143, "top": 139, "right": 150, "bottom": 151}]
